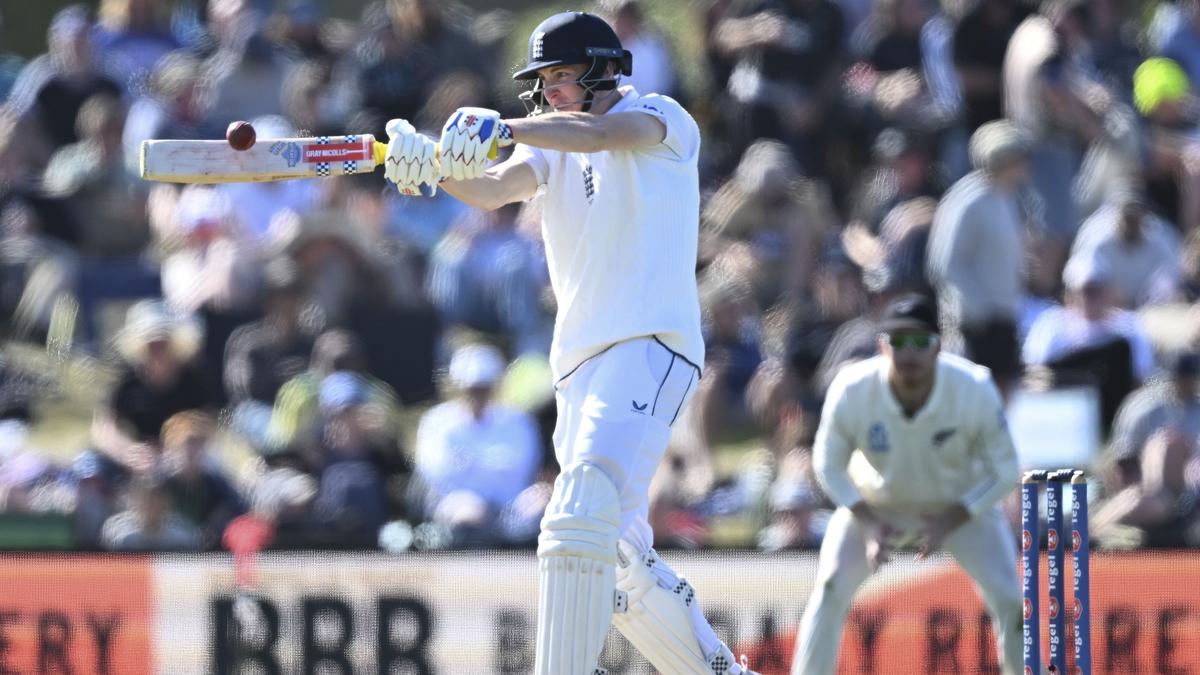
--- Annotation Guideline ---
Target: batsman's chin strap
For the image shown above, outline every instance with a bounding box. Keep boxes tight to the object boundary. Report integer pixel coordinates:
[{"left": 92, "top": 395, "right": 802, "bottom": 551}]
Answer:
[
  {"left": 521, "top": 57, "right": 621, "bottom": 116},
  {"left": 579, "top": 56, "right": 609, "bottom": 113}
]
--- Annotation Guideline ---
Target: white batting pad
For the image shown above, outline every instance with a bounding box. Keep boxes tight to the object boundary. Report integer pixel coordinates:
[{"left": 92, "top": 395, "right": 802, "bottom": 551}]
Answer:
[
  {"left": 612, "top": 541, "right": 746, "bottom": 674},
  {"left": 535, "top": 463, "right": 622, "bottom": 675}
]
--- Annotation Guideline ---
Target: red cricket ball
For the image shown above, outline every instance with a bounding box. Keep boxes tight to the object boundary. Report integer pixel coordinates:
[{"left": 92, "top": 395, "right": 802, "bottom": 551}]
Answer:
[{"left": 226, "top": 120, "right": 256, "bottom": 151}]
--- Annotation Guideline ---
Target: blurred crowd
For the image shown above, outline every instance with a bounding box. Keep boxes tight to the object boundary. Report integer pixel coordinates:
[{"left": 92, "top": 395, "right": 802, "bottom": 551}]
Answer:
[{"left": 3, "top": 0, "right": 1200, "bottom": 553}]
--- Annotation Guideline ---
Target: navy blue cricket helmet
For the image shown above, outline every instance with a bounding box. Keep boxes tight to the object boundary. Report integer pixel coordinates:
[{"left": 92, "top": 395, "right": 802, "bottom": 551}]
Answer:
[{"left": 514, "top": 12, "right": 633, "bottom": 114}]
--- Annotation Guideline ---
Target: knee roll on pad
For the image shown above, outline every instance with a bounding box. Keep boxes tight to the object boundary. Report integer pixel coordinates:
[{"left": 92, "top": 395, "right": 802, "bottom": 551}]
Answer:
[
  {"left": 538, "top": 462, "right": 622, "bottom": 561},
  {"left": 535, "top": 463, "right": 621, "bottom": 675}
]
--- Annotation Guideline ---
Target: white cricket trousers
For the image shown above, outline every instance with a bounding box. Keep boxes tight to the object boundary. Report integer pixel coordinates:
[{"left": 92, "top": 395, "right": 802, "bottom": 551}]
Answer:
[
  {"left": 548, "top": 336, "right": 748, "bottom": 672},
  {"left": 791, "top": 505, "right": 1024, "bottom": 675},
  {"left": 552, "top": 336, "right": 699, "bottom": 553}
]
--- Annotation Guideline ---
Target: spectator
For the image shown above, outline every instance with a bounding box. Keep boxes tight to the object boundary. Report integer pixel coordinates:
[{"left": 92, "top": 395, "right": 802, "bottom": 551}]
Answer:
[
  {"left": 41, "top": 93, "right": 161, "bottom": 348},
  {"left": 1161, "top": 0, "right": 1200, "bottom": 86},
  {"left": 93, "top": 0, "right": 181, "bottom": 96},
  {"left": 160, "top": 410, "right": 245, "bottom": 549},
  {"left": 426, "top": 203, "right": 551, "bottom": 355},
  {"left": 268, "top": 204, "right": 375, "bottom": 328},
  {"left": 9, "top": 5, "right": 123, "bottom": 151},
  {"left": 197, "top": 0, "right": 270, "bottom": 56},
  {"left": 785, "top": 245, "right": 867, "bottom": 395},
  {"left": 100, "top": 474, "right": 201, "bottom": 551},
  {"left": 1069, "top": 192, "right": 1181, "bottom": 308},
  {"left": 225, "top": 256, "right": 315, "bottom": 450},
  {"left": 953, "top": 0, "right": 1034, "bottom": 133},
  {"left": 0, "top": 12, "right": 25, "bottom": 103},
  {"left": 413, "top": 344, "right": 542, "bottom": 545},
  {"left": 711, "top": 0, "right": 845, "bottom": 173},
  {"left": 854, "top": 0, "right": 962, "bottom": 139},
  {"left": 122, "top": 52, "right": 209, "bottom": 175},
  {"left": 70, "top": 451, "right": 122, "bottom": 549},
  {"left": 312, "top": 372, "right": 390, "bottom": 547},
  {"left": 602, "top": 0, "right": 678, "bottom": 98},
  {"left": 702, "top": 140, "right": 830, "bottom": 305},
  {"left": 849, "top": 128, "right": 941, "bottom": 236},
  {"left": 1004, "top": 1, "right": 1107, "bottom": 240},
  {"left": 689, "top": 277, "right": 763, "bottom": 447},
  {"left": 1093, "top": 351, "right": 1200, "bottom": 547},
  {"left": 354, "top": 0, "right": 488, "bottom": 124},
  {"left": 1023, "top": 254, "right": 1156, "bottom": 383},
  {"left": 91, "top": 300, "right": 216, "bottom": 472},
  {"left": 0, "top": 418, "right": 72, "bottom": 517},
  {"left": 281, "top": 60, "right": 349, "bottom": 137},
  {"left": 267, "top": 329, "right": 402, "bottom": 458},
  {"left": 1181, "top": 228, "right": 1200, "bottom": 301},
  {"left": 927, "top": 119, "right": 1031, "bottom": 395},
  {"left": 159, "top": 183, "right": 264, "bottom": 398},
  {"left": 0, "top": 109, "right": 80, "bottom": 342},
  {"left": 811, "top": 262, "right": 912, "bottom": 396},
  {"left": 217, "top": 116, "right": 320, "bottom": 243},
  {"left": 273, "top": 0, "right": 337, "bottom": 63},
  {"left": 1105, "top": 352, "right": 1200, "bottom": 490},
  {"left": 1133, "top": 57, "right": 1200, "bottom": 232},
  {"left": 159, "top": 185, "right": 261, "bottom": 316},
  {"left": 201, "top": 32, "right": 286, "bottom": 126},
  {"left": 43, "top": 93, "right": 150, "bottom": 261},
  {"left": 1088, "top": 0, "right": 1142, "bottom": 93},
  {"left": 757, "top": 447, "right": 824, "bottom": 551}
]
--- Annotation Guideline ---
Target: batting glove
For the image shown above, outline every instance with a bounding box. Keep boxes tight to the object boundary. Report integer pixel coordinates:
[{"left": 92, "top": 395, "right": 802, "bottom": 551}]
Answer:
[
  {"left": 438, "top": 107, "right": 513, "bottom": 182},
  {"left": 384, "top": 118, "right": 439, "bottom": 196}
]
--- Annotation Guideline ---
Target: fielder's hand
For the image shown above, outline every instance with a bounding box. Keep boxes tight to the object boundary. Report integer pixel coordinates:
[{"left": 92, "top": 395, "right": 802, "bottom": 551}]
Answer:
[
  {"left": 915, "top": 503, "right": 971, "bottom": 560},
  {"left": 384, "top": 118, "right": 439, "bottom": 196},
  {"left": 438, "top": 107, "right": 513, "bottom": 181}
]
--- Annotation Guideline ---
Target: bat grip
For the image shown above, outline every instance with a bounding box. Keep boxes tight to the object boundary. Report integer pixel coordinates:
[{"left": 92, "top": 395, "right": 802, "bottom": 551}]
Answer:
[{"left": 372, "top": 139, "right": 499, "bottom": 167}]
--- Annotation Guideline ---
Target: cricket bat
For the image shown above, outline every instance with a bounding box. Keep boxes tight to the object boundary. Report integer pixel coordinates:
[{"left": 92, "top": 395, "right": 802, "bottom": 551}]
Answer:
[
  {"left": 140, "top": 132, "right": 500, "bottom": 184},
  {"left": 140, "top": 134, "right": 387, "bottom": 184}
]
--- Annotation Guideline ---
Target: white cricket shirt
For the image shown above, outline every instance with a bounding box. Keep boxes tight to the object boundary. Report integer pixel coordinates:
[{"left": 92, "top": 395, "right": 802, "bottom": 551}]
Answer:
[
  {"left": 814, "top": 353, "right": 1019, "bottom": 517},
  {"left": 511, "top": 86, "right": 704, "bottom": 379}
]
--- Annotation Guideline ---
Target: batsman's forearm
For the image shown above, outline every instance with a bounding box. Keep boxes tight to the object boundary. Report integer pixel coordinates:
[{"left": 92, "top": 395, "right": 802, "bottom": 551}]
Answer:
[
  {"left": 437, "top": 158, "right": 539, "bottom": 212},
  {"left": 506, "top": 113, "right": 610, "bottom": 154},
  {"left": 438, "top": 175, "right": 512, "bottom": 211}
]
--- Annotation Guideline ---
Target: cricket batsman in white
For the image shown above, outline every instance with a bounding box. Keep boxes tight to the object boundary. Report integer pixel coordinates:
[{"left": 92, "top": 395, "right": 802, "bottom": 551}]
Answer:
[
  {"left": 791, "top": 293, "right": 1024, "bottom": 675},
  {"left": 382, "top": 10, "right": 756, "bottom": 675}
]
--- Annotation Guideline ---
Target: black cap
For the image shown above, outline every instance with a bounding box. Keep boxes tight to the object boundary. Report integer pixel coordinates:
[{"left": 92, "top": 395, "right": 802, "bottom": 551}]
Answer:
[
  {"left": 1170, "top": 351, "right": 1200, "bottom": 378},
  {"left": 881, "top": 293, "right": 939, "bottom": 334},
  {"left": 514, "top": 12, "right": 632, "bottom": 80}
]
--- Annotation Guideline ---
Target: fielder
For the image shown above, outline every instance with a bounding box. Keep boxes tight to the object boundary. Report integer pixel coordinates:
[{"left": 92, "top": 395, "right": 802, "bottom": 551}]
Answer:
[
  {"left": 382, "top": 11, "right": 755, "bottom": 675},
  {"left": 791, "top": 294, "right": 1023, "bottom": 675}
]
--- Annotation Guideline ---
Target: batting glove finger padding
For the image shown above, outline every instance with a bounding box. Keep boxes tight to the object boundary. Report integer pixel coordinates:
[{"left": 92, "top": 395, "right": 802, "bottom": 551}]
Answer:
[
  {"left": 385, "top": 117, "right": 440, "bottom": 196},
  {"left": 438, "top": 107, "right": 512, "bottom": 182}
]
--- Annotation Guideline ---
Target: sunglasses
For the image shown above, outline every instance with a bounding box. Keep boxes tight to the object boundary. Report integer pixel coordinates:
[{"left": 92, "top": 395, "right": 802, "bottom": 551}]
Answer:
[{"left": 886, "top": 333, "right": 938, "bottom": 351}]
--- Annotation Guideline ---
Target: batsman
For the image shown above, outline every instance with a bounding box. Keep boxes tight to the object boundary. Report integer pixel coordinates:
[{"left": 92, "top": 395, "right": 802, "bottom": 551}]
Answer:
[{"left": 382, "top": 10, "right": 756, "bottom": 675}]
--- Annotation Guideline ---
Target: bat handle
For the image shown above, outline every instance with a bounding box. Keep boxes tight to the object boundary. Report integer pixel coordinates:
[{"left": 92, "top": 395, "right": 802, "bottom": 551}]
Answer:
[{"left": 372, "top": 139, "right": 498, "bottom": 167}]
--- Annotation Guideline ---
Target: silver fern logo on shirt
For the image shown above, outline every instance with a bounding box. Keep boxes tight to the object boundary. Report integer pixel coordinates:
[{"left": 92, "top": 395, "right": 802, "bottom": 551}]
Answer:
[
  {"left": 868, "top": 422, "right": 889, "bottom": 453},
  {"left": 932, "top": 428, "right": 957, "bottom": 447}
]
